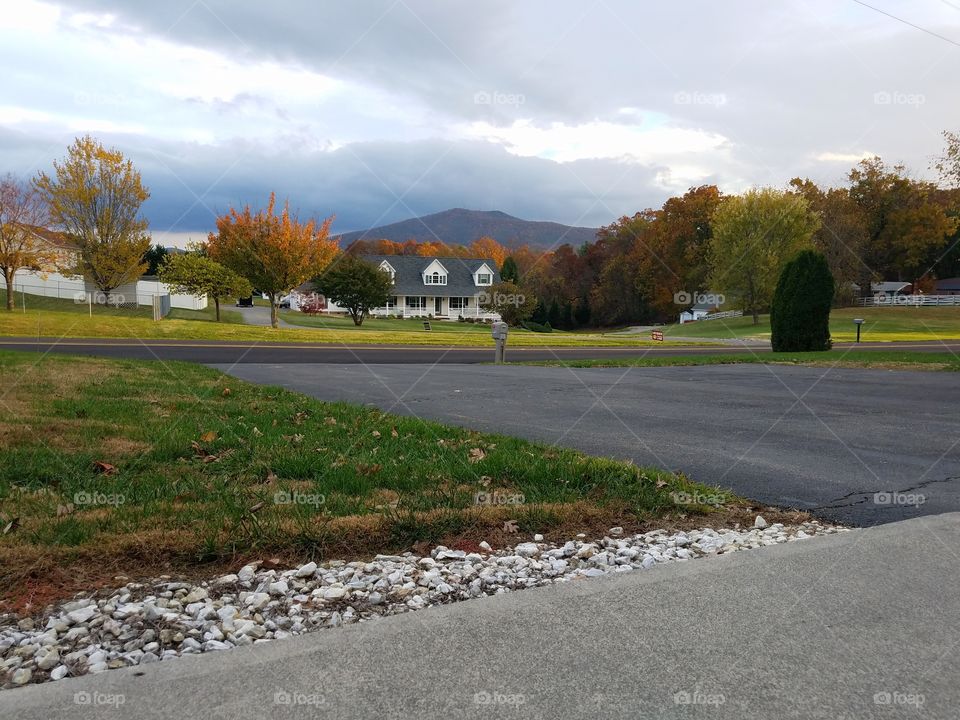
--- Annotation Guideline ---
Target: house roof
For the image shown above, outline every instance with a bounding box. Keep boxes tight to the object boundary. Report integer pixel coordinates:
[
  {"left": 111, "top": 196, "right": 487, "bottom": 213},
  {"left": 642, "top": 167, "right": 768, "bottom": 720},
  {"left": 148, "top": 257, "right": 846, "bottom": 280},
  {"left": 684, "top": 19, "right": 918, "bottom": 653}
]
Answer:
[
  {"left": 6, "top": 224, "right": 77, "bottom": 250},
  {"left": 360, "top": 255, "right": 500, "bottom": 296},
  {"left": 934, "top": 277, "right": 960, "bottom": 291}
]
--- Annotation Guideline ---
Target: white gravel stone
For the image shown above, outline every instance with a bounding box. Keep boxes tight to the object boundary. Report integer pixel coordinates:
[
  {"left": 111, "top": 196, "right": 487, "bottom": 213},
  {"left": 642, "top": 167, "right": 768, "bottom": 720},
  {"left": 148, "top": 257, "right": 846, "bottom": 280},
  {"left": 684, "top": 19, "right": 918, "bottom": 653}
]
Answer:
[{"left": 0, "top": 519, "right": 846, "bottom": 689}]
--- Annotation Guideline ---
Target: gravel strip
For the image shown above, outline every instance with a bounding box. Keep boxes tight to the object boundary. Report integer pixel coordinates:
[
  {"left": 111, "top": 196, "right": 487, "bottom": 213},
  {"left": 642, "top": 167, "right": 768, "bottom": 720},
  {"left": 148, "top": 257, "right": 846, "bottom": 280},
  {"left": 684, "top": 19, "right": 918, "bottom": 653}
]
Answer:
[{"left": 1, "top": 517, "right": 846, "bottom": 688}]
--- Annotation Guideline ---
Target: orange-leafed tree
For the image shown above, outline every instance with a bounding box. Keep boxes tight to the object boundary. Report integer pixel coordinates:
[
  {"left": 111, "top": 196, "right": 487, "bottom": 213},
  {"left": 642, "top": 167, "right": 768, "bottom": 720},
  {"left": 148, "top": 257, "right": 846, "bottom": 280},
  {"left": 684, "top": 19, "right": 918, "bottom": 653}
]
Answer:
[
  {"left": 469, "top": 236, "right": 508, "bottom": 267},
  {"left": 208, "top": 193, "right": 338, "bottom": 328},
  {"left": 0, "top": 174, "right": 55, "bottom": 310}
]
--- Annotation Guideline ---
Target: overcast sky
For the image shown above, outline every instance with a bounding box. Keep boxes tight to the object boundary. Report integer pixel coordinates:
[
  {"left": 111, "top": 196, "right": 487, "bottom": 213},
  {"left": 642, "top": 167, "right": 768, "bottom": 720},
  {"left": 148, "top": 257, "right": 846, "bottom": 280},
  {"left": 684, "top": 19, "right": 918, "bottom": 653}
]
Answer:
[{"left": 2, "top": 0, "right": 958, "bottom": 245}]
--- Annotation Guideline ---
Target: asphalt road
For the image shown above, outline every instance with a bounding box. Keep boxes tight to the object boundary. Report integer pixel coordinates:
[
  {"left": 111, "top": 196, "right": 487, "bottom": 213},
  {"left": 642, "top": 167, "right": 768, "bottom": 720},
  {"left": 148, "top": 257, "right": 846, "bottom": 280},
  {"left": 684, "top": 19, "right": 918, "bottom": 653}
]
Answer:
[
  {"left": 6, "top": 513, "right": 959, "bottom": 719},
  {"left": 1, "top": 336, "right": 959, "bottom": 363},
  {"left": 219, "top": 362, "right": 960, "bottom": 526}
]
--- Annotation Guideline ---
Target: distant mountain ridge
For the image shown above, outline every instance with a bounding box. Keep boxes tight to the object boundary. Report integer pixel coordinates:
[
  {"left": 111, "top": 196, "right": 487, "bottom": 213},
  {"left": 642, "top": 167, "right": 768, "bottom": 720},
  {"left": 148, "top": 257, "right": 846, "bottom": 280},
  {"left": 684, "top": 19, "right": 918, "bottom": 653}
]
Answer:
[{"left": 337, "top": 208, "right": 599, "bottom": 250}]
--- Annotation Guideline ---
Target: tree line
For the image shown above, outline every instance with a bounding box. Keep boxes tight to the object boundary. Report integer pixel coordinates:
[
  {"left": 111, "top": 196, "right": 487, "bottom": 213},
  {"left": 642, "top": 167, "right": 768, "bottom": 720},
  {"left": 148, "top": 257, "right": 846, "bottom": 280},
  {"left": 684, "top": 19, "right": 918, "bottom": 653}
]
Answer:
[{"left": 3, "top": 133, "right": 959, "bottom": 328}]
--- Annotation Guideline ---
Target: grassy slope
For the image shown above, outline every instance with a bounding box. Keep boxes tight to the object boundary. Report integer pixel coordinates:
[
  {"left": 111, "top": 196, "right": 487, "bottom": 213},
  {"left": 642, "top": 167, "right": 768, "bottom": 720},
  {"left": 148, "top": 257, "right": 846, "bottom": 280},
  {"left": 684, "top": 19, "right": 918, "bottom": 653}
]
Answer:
[
  {"left": 0, "top": 352, "right": 744, "bottom": 598},
  {"left": 519, "top": 350, "right": 960, "bottom": 370},
  {"left": 663, "top": 307, "right": 960, "bottom": 342},
  {"left": 0, "top": 308, "right": 674, "bottom": 347},
  {"left": 1, "top": 289, "right": 242, "bottom": 324}
]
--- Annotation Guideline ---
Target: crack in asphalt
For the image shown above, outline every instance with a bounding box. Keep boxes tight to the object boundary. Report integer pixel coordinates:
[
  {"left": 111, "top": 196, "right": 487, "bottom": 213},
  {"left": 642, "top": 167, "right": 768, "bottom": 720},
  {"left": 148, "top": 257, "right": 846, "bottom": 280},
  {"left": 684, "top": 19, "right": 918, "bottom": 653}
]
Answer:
[{"left": 812, "top": 475, "right": 960, "bottom": 511}]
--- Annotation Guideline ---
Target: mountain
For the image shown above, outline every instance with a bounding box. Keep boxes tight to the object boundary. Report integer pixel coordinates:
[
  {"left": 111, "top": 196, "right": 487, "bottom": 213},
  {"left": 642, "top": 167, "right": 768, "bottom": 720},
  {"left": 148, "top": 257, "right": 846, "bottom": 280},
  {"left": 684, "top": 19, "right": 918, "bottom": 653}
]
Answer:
[{"left": 337, "top": 209, "right": 599, "bottom": 250}]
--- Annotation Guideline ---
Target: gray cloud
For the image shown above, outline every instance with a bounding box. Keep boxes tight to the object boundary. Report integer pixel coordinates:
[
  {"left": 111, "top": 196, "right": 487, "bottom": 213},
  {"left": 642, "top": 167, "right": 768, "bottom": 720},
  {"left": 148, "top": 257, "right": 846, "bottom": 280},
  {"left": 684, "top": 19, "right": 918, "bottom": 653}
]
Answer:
[{"left": 4, "top": 0, "right": 959, "bottom": 234}]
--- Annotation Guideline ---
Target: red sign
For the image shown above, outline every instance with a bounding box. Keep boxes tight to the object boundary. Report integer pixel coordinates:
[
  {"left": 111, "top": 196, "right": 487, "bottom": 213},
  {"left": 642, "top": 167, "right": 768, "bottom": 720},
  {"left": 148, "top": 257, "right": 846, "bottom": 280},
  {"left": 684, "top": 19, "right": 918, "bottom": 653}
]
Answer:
[{"left": 651, "top": 329, "right": 664, "bottom": 342}]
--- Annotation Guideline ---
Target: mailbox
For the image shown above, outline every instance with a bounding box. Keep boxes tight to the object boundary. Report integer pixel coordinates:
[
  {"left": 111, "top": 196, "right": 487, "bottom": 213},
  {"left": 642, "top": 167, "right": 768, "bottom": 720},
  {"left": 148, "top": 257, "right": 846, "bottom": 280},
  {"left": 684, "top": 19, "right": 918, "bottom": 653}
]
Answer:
[{"left": 491, "top": 321, "right": 509, "bottom": 340}]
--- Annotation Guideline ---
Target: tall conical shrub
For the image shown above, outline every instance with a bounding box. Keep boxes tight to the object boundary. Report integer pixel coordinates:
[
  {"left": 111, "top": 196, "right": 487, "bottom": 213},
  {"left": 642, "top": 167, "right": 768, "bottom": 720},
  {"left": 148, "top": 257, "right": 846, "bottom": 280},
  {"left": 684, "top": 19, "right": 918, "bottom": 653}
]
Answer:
[{"left": 771, "top": 250, "right": 835, "bottom": 351}]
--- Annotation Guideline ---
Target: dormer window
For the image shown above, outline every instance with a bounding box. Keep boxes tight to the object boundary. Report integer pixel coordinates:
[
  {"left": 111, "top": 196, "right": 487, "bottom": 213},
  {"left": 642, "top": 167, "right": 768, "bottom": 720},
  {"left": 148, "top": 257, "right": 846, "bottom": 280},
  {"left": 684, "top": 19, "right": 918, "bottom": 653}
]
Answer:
[
  {"left": 474, "top": 263, "right": 494, "bottom": 286},
  {"left": 421, "top": 259, "right": 448, "bottom": 286},
  {"left": 378, "top": 260, "right": 396, "bottom": 283}
]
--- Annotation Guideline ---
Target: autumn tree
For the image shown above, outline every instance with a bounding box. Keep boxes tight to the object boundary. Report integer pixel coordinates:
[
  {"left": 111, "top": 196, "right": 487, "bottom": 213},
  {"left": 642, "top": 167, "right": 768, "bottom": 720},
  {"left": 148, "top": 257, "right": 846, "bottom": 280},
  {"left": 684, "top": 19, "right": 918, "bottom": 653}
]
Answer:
[
  {"left": 34, "top": 135, "right": 151, "bottom": 300},
  {"left": 707, "top": 188, "right": 820, "bottom": 324},
  {"left": 469, "top": 236, "right": 508, "bottom": 268},
  {"left": 314, "top": 255, "right": 392, "bottom": 326},
  {"left": 479, "top": 280, "right": 537, "bottom": 325},
  {"left": 789, "top": 178, "right": 868, "bottom": 305},
  {"left": 847, "top": 157, "right": 957, "bottom": 294},
  {"left": 157, "top": 251, "right": 251, "bottom": 321},
  {"left": 207, "top": 193, "right": 338, "bottom": 327},
  {"left": 0, "top": 175, "right": 54, "bottom": 311},
  {"left": 935, "top": 130, "right": 960, "bottom": 189}
]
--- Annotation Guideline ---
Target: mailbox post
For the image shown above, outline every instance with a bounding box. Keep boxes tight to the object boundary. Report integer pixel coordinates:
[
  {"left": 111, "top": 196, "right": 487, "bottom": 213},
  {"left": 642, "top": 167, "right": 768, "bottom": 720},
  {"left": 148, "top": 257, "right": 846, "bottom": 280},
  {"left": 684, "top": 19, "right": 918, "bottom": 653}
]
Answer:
[
  {"left": 853, "top": 317, "right": 864, "bottom": 343},
  {"left": 491, "top": 320, "right": 509, "bottom": 364}
]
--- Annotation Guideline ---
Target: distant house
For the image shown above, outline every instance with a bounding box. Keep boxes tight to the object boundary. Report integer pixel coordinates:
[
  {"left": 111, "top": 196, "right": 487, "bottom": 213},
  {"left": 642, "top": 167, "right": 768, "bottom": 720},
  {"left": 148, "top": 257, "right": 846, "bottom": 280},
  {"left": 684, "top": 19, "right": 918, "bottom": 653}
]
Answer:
[
  {"left": 850, "top": 281, "right": 913, "bottom": 297},
  {"left": 934, "top": 278, "right": 960, "bottom": 295},
  {"left": 289, "top": 255, "right": 503, "bottom": 319}
]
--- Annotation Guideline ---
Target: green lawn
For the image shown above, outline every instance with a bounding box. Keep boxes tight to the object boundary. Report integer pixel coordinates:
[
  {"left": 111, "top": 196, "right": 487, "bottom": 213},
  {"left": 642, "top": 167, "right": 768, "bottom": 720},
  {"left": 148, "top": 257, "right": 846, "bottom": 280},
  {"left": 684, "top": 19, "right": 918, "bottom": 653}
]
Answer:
[
  {"left": 0, "top": 352, "right": 751, "bottom": 601},
  {"left": 1, "top": 289, "right": 243, "bottom": 324},
  {"left": 663, "top": 306, "right": 960, "bottom": 342},
  {"left": 520, "top": 350, "right": 960, "bottom": 371},
  {"left": 282, "top": 311, "right": 498, "bottom": 334}
]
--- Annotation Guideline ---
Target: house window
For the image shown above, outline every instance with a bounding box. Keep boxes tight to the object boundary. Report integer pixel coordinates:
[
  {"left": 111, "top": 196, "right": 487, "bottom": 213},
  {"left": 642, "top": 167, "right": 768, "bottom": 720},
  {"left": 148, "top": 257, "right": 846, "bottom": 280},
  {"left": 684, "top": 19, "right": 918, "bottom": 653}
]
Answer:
[
  {"left": 476, "top": 272, "right": 492, "bottom": 286},
  {"left": 424, "top": 272, "right": 447, "bottom": 285},
  {"left": 405, "top": 296, "right": 425, "bottom": 309},
  {"left": 385, "top": 296, "right": 397, "bottom": 310},
  {"left": 449, "top": 297, "right": 470, "bottom": 310}
]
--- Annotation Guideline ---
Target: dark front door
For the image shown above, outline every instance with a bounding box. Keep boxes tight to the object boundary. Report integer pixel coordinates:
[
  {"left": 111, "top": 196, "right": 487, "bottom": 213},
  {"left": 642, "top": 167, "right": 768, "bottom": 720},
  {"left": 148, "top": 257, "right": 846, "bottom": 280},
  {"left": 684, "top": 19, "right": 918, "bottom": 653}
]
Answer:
[{"left": 435, "top": 297, "right": 443, "bottom": 314}]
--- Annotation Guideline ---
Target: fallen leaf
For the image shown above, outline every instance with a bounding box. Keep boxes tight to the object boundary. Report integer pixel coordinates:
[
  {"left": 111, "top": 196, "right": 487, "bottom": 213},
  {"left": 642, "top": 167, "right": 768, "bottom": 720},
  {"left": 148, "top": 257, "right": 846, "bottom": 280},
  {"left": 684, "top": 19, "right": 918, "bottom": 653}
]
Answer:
[
  {"left": 265, "top": 471, "right": 278, "bottom": 485},
  {"left": 252, "top": 427, "right": 263, "bottom": 437},
  {"left": 655, "top": 479, "right": 667, "bottom": 488},
  {"left": 221, "top": 387, "right": 231, "bottom": 397},
  {"left": 199, "top": 431, "right": 218, "bottom": 443},
  {"left": 293, "top": 411, "right": 308, "bottom": 425},
  {"left": 92, "top": 461, "right": 116, "bottom": 475},
  {"left": 479, "top": 475, "right": 492, "bottom": 487},
  {"left": 371, "top": 430, "right": 381, "bottom": 438},
  {"left": 391, "top": 428, "right": 399, "bottom": 438},
  {"left": 468, "top": 448, "right": 486, "bottom": 463},
  {"left": 502, "top": 520, "right": 518, "bottom": 533},
  {"left": 56, "top": 504, "right": 75, "bottom": 517},
  {"left": 249, "top": 502, "right": 265, "bottom": 514},
  {"left": 324, "top": 417, "right": 337, "bottom": 426}
]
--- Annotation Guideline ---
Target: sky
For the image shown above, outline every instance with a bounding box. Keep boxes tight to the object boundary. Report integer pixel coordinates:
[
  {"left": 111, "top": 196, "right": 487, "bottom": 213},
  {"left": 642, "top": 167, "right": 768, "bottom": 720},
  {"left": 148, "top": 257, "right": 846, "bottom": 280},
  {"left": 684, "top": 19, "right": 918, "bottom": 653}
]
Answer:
[{"left": 1, "top": 0, "right": 958, "bottom": 246}]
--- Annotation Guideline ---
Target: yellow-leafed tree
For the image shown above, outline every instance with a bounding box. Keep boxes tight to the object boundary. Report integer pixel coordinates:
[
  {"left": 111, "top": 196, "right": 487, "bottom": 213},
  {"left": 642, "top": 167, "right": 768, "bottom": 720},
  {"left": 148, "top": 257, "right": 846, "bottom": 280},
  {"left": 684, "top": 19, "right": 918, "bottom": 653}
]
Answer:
[
  {"left": 207, "top": 193, "right": 339, "bottom": 327},
  {"left": 34, "top": 136, "right": 151, "bottom": 301},
  {"left": 0, "top": 174, "right": 55, "bottom": 311}
]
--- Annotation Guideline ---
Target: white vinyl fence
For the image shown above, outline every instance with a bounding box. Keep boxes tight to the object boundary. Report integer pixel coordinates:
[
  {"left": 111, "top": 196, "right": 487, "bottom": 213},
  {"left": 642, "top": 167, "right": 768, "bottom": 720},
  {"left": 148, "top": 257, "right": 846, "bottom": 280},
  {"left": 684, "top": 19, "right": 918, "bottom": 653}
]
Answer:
[{"left": 856, "top": 295, "right": 960, "bottom": 307}]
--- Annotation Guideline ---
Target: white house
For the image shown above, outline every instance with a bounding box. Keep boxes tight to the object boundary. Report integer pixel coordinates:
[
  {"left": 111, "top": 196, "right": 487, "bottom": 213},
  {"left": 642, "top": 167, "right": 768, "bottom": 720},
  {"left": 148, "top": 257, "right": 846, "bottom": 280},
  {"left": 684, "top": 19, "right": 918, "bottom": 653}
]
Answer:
[{"left": 292, "top": 255, "right": 503, "bottom": 320}]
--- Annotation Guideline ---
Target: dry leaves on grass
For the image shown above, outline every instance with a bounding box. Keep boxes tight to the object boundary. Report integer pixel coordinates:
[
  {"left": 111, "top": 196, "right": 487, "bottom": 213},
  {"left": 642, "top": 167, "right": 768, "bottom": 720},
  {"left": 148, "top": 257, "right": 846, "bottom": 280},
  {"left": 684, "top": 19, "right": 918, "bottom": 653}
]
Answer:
[
  {"left": 92, "top": 461, "right": 116, "bottom": 475},
  {"left": 468, "top": 448, "right": 486, "bottom": 463}
]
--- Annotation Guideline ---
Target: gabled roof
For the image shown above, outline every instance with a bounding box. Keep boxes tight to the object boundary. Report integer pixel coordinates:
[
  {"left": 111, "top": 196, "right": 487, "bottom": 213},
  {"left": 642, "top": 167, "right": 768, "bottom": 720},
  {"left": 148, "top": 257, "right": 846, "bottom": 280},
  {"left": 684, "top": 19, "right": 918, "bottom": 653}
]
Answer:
[
  {"left": 361, "top": 255, "right": 501, "bottom": 296},
  {"left": 934, "top": 277, "right": 960, "bottom": 291},
  {"left": 7, "top": 224, "right": 77, "bottom": 251}
]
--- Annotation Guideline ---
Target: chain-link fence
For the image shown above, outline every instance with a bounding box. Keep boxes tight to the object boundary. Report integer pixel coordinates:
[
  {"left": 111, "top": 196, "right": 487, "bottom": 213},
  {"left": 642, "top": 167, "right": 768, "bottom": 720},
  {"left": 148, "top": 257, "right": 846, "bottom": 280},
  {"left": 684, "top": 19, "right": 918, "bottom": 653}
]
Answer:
[{"left": 0, "top": 279, "right": 172, "bottom": 319}]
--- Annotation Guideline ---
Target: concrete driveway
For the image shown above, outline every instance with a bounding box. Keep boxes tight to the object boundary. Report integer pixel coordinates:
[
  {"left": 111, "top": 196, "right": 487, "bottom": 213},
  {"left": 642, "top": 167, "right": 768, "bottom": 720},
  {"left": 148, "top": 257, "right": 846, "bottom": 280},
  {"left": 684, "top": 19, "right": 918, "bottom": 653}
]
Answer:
[
  {"left": 216, "top": 362, "right": 960, "bottom": 526},
  {"left": 5, "top": 513, "right": 959, "bottom": 719}
]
